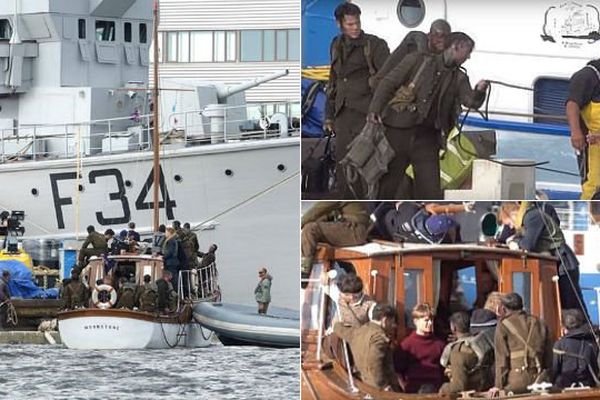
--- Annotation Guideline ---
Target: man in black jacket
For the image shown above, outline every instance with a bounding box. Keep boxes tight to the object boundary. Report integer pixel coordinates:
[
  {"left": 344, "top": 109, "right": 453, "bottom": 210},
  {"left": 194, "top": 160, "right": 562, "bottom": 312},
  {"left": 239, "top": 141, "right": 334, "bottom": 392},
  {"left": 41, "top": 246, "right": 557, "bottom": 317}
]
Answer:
[{"left": 553, "top": 308, "right": 599, "bottom": 388}]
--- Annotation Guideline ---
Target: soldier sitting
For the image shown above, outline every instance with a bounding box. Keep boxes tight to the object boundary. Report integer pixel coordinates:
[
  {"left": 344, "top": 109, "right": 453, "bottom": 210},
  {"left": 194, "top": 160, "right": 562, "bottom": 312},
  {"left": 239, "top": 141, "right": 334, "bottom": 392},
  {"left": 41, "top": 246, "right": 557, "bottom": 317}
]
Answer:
[
  {"left": 78, "top": 225, "right": 108, "bottom": 268},
  {"left": 439, "top": 311, "right": 494, "bottom": 394},
  {"left": 334, "top": 304, "right": 401, "bottom": 392},
  {"left": 552, "top": 309, "right": 600, "bottom": 388},
  {"left": 136, "top": 274, "right": 158, "bottom": 313},
  {"left": 489, "top": 293, "right": 553, "bottom": 396},
  {"left": 62, "top": 270, "right": 89, "bottom": 309},
  {"left": 301, "top": 202, "right": 371, "bottom": 288},
  {"left": 337, "top": 274, "right": 376, "bottom": 327},
  {"left": 115, "top": 276, "right": 137, "bottom": 309}
]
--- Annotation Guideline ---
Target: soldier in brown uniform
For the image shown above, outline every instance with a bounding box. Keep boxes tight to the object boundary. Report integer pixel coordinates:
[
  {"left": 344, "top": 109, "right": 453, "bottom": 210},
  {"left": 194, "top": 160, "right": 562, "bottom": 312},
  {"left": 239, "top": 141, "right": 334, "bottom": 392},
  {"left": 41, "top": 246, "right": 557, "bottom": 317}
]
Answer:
[
  {"left": 78, "top": 225, "right": 109, "bottom": 268},
  {"left": 324, "top": 3, "right": 389, "bottom": 198},
  {"left": 334, "top": 304, "right": 400, "bottom": 391},
  {"left": 62, "top": 270, "right": 89, "bottom": 309},
  {"left": 371, "top": 19, "right": 451, "bottom": 90},
  {"left": 489, "top": 293, "right": 553, "bottom": 396},
  {"left": 301, "top": 202, "right": 370, "bottom": 287},
  {"left": 337, "top": 274, "right": 376, "bottom": 327},
  {"left": 368, "top": 32, "right": 489, "bottom": 199},
  {"left": 439, "top": 311, "right": 494, "bottom": 394}
]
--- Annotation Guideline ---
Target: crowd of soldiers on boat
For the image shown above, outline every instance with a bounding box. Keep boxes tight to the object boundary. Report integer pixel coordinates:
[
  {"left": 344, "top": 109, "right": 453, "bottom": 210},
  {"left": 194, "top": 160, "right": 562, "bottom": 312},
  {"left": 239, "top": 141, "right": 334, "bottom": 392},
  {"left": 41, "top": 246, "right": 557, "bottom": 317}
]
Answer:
[
  {"left": 302, "top": 200, "right": 594, "bottom": 395},
  {"left": 314, "top": 2, "right": 600, "bottom": 200},
  {"left": 60, "top": 220, "right": 219, "bottom": 313},
  {"left": 329, "top": 275, "right": 598, "bottom": 396}
]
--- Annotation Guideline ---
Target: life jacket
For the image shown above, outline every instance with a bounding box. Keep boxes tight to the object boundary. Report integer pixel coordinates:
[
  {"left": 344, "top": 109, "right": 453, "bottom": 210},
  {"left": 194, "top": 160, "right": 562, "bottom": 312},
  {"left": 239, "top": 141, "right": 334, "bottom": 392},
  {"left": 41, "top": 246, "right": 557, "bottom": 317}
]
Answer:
[
  {"left": 139, "top": 283, "right": 158, "bottom": 310},
  {"left": 405, "top": 127, "right": 478, "bottom": 190}
]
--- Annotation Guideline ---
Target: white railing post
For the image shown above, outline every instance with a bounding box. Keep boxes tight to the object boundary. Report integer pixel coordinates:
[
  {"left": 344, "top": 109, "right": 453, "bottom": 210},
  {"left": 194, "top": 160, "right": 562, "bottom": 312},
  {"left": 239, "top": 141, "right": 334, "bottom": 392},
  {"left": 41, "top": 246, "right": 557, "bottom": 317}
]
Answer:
[
  {"left": 108, "top": 120, "right": 112, "bottom": 154},
  {"left": 64, "top": 125, "right": 69, "bottom": 157},
  {"left": 32, "top": 126, "right": 37, "bottom": 160}
]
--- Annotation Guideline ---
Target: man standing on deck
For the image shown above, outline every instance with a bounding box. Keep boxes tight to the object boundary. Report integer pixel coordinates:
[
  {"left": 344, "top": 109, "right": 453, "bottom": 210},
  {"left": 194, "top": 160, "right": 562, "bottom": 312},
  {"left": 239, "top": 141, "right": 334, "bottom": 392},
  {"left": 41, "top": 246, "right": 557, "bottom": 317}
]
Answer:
[
  {"left": 62, "top": 270, "right": 89, "bottom": 310},
  {"left": 368, "top": 32, "right": 488, "bottom": 199},
  {"left": 324, "top": 2, "right": 389, "bottom": 198},
  {"left": 370, "top": 19, "right": 452, "bottom": 90},
  {"left": 566, "top": 60, "right": 600, "bottom": 199},
  {"left": 301, "top": 202, "right": 371, "bottom": 288},
  {"left": 78, "top": 225, "right": 108, "bottom": 268}
]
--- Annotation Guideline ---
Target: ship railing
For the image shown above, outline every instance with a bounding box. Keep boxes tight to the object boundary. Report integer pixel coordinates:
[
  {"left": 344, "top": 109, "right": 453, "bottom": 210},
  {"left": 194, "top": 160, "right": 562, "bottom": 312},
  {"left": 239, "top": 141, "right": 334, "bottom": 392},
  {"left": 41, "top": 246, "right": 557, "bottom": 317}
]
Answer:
[
  {"left": 0, "top": 101, "right": 299, "bottom": 163},
  {"left": 177, "top": 262, "right": 219, "bottom": 308},
  {"left": 0, "top": 113, "right": 154, "bottom": 163},
  {"left": 167, "top": 100, "right": 300, "bottom": 142}
]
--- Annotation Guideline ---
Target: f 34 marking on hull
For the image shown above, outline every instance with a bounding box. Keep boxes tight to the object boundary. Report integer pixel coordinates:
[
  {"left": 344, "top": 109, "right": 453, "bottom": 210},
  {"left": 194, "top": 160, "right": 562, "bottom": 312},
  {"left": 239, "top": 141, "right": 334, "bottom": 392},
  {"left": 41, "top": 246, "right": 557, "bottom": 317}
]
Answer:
[{"left": 50, "top": 167, "right": 177, "bottom": 229}]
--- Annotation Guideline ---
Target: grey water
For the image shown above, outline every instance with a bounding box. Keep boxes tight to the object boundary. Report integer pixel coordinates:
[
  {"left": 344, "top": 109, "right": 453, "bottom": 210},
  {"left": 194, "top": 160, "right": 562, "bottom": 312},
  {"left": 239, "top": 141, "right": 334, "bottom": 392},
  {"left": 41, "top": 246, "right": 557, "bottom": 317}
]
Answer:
[
  {"left": 495, "top": 130, "right": 578, "bottom": 186},
  {"left": 0, "top": 343, "right": 299, "bottom": 399}
]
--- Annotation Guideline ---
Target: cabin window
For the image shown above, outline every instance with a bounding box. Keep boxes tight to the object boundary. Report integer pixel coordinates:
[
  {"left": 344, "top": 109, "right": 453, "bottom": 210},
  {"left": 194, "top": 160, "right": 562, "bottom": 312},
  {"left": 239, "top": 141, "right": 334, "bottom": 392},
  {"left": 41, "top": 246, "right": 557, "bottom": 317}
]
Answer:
[
  {"left": 403, "top": 269, "right": 423, "bottom": 328},
  {"left": 96, "top": 20, "right": 116, "bottom": 41},
  {"left": 139, "top": 23, "right": 148, "bottom": 44},
  {"left": 397, "top": 0, "right": 426, "bottom": 28},
  {"left": 78, "top": 19, "right": 86, "bottom": 39},
  {"left": 124, "top": 22, "right": 132, "bottom": 43},
  {"left": 0, "top": 19, "right": 12, "bottom": 40},
  {"left": 533, "top": 77, "right": 570, "bottom": 125},
  {"left": 512, "top": 272, "right": 532, "bottom": 312}
]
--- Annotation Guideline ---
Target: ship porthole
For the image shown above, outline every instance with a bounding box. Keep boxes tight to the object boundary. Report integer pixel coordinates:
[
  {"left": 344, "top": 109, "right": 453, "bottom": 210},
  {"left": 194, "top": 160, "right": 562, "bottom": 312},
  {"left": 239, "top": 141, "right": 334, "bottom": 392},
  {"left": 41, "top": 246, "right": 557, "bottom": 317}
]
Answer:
[
  {"left": 397, "top": 0, "right": 426, "bottom": 28},
  {"left": 31, "top": 188, "right": 38, "bottom": 196},
  {"left": 78, "top": 184, "right": 84, "bottom": 192},
  {"left": 277, "top": 164, "right": 286, "bottom": 172},
  {"left": 174, "top": 174, "right": 183, "bottom": 183},
  {"left": 225, "top": 169, "right": 233, "bottom": 177},
  {"left": 125, "top": 180, "right": 132, "bottom": 188}
]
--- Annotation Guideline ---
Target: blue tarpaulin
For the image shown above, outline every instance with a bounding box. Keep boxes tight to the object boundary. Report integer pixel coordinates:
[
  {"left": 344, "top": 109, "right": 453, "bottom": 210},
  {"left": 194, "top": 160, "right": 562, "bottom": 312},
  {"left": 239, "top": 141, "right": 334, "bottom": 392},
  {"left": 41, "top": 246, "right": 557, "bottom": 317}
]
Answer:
[
  {"left": 302, "top": 78, "right": 327, "bottom": 137},
  {"left": 0, "top": 260, "right": 59, "bottom": 299}
]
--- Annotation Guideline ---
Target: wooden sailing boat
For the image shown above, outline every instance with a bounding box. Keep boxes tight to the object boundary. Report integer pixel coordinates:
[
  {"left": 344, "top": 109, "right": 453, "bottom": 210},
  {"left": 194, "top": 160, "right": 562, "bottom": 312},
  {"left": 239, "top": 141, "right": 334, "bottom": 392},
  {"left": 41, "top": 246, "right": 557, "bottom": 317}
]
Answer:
[
  {"left": 301, "top": 239, "right": 600, "bottom": 399},
  {"left": 57, "top": 1, "right": 220, "bottom": 350}
]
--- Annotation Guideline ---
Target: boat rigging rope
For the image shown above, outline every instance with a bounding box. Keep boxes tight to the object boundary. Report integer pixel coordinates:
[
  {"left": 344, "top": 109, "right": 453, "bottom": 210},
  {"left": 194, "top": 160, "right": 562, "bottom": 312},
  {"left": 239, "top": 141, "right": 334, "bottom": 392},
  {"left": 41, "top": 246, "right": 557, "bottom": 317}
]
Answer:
[
  {"left": 159, "top": 317, "right": 187, "bottom": 348},
  {"left": 534, "top": 204, "right": 600, "bottom": 349},
  {"left": 190, "top": 171, "right": 299, "bottom": 233},
  {"left": 1, "top": 300, "right": 18, "bottom": 326}
]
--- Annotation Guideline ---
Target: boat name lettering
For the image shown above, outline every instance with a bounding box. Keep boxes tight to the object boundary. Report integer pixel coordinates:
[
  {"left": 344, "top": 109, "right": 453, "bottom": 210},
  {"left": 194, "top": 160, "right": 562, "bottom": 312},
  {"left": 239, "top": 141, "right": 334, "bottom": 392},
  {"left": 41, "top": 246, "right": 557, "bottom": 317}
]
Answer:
[
  {"left": 84, "top": 324, "right": 120, "bottom": 330},
  {"left": 50, "top": 166, "right": 176, "bottom": 229}
]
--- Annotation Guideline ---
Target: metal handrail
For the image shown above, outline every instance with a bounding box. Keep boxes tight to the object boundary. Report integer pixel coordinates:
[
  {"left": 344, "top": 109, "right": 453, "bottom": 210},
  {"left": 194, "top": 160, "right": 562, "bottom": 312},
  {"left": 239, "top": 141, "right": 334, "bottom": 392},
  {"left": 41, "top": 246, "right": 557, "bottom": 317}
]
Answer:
[{"left": 0, "top": 102, "right": 298, "bottom": 163}]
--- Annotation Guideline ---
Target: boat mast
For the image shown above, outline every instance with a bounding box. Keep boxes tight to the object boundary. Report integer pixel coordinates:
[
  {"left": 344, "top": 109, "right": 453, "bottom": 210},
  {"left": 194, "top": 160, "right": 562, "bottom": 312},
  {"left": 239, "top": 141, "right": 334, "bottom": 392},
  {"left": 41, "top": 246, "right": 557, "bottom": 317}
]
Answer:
[{"left": 152, "top": 0, "right": 160, "bottom": 231}]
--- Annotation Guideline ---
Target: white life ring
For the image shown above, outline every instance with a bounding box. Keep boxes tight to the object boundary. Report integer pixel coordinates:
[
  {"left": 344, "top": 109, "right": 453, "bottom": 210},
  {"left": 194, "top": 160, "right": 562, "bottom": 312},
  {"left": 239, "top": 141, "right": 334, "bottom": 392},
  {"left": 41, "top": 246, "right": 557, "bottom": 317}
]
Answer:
[{"left": 92, "top": 284, "right": 118, "bottom": 309}]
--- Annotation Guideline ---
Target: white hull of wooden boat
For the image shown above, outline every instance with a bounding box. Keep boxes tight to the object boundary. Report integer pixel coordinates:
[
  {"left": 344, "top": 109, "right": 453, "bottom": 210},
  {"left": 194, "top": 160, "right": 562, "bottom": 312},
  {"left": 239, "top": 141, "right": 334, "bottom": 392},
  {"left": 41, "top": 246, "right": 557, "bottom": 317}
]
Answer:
[{"left": 58, "top": 310, "right": 213, "bottom": 350}]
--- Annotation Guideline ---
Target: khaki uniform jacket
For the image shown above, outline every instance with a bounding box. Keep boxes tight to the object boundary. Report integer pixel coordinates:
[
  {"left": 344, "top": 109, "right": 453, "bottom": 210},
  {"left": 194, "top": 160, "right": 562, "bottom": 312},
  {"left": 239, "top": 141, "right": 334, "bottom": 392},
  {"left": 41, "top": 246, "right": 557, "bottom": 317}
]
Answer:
[
  {"left": 334, "top": 321, "right": 400, "bottom": 391},
  {"left": 81, "top": 231, "right": 108, "bottom": 252},
  {"left": 494, "top": 311, "right": 553, "bottom": 392},
  {"left": 63, "top": 281, "right": 89, "bottom": 309},
  {"left": 301, "top": 202, "right": 370, "bottom": 228},
  {"left": 338, "top": 293, "right": 376, "bottom": 327},
  {"left": 325, "top": 32, "right": 389, "bottom": 121},
  {"left": 439, "top": 339, "right": 489, "bottom": 394},
  {"left": 369, "top": 52, "right": 486, "bottom": 135}
]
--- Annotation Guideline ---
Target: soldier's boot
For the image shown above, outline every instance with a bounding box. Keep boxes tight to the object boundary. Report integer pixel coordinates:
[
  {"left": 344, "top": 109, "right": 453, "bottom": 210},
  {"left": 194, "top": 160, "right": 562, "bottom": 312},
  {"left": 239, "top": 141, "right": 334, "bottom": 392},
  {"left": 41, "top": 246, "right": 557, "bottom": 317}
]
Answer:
[{"left": 301, "top": 257, "right": 313, "bottom": 289}]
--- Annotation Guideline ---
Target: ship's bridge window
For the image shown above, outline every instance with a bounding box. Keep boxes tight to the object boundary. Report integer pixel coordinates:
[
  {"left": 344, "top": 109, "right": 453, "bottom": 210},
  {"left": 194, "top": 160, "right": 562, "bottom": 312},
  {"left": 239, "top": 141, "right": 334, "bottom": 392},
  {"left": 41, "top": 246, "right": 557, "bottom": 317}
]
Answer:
[
  {"left": 78, "top": 19, "right": 86, "bottom": 39},
  {"left": 0, "top": 19, "right": 12, "bottom": 40},
  {"left": 96, "top": 20, "right": 116, "bottom": 42},
  {"left": 397, "top": 0, "right": 426, "bottom": 28},
  {"left": 124, "top": 22, "right": 132, "bottom": 43},
  {"left": 139, "top": 23, "right": 147, "bottom": 44}
]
